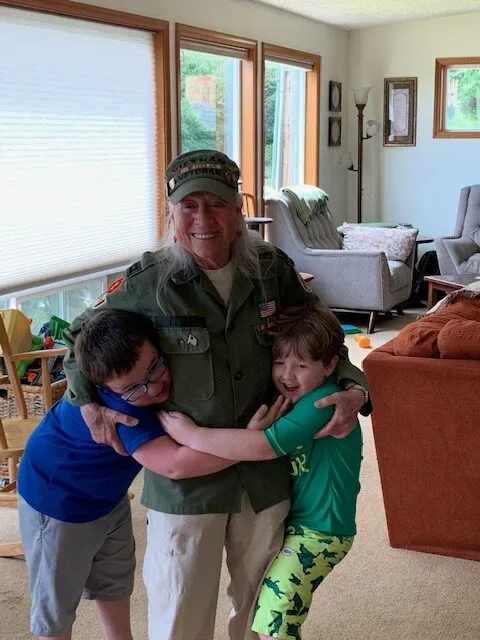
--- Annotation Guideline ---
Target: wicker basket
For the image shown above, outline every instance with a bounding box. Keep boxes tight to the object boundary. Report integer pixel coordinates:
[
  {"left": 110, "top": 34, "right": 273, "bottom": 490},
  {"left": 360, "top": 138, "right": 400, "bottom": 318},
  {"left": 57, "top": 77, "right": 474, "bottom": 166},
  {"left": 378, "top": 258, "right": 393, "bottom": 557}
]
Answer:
[
  {"left": 0, "top": 379, "right": 67, "bottom": 420},
  {"left": 0, "top": 379, "right": 67, "bottom": 476}
]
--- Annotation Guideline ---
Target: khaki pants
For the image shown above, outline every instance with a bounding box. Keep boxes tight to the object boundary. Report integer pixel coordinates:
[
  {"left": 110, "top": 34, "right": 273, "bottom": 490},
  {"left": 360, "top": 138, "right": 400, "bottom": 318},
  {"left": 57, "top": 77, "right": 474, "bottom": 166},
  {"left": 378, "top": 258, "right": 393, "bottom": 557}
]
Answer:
[{"left": 143, "top": 493, "right": 290, "bottom": 640}]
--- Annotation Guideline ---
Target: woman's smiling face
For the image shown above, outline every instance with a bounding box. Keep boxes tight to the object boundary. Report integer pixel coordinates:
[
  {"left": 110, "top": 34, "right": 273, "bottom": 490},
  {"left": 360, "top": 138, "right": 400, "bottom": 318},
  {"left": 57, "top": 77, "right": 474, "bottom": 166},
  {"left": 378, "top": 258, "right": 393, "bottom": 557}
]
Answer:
[{"left": 172, "top": 191, "right": 241, "bottom": 270}]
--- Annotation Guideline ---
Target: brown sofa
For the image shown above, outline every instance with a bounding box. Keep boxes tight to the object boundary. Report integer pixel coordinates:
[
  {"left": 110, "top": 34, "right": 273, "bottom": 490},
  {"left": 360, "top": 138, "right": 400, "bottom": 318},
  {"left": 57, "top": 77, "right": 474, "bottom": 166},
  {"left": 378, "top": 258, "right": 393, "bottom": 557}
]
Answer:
[{"left": 363, "top": 297, "right": 480, "bottom": 561}]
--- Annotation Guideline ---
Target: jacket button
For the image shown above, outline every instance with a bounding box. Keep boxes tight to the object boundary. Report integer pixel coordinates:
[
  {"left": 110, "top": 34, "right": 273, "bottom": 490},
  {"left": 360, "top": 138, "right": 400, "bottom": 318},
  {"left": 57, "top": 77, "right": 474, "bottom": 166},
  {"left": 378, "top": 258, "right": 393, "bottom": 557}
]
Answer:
[{"left": 233, "top": 372, "right": 244, "bottom": 381}]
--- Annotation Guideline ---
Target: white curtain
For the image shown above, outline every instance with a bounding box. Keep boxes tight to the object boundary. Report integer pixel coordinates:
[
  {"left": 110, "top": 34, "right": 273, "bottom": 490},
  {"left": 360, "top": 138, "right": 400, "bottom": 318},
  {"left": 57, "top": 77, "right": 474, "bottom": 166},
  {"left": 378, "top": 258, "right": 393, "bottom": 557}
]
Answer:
[{"left": 0, "top": 6, "right": 157, "bottom": 295}]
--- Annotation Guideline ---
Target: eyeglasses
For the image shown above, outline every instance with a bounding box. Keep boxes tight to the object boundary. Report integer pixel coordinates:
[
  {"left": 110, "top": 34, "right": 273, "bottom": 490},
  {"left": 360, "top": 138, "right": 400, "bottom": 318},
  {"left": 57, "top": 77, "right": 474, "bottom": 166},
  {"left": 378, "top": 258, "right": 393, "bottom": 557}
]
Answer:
[{"left": 121, "top": 356, "right": 167, "bottom": 403}]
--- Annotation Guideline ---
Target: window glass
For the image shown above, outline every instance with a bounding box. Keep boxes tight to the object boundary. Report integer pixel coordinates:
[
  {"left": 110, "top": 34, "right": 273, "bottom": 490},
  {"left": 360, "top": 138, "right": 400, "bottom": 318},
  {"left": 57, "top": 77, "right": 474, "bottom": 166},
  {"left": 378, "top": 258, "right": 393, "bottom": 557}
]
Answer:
[
  {"left": 445, "top": 65, "right": 480, "bottom": 131},
  {"left": 264, "top": 60, "right": 306, "bottom": 193},
  {"left": 4, "top": 277, "right": 106, "bottom": 335},
  {"left": 180, "top": 49, "right": 240, "bottom": 163}
]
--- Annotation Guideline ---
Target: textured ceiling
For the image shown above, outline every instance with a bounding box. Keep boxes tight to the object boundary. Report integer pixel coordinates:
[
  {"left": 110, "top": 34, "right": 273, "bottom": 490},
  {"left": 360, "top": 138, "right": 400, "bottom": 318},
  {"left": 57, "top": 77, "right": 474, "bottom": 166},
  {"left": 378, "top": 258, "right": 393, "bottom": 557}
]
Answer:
[{"left": 248, "top": 0, "right": 480, "bottom": 29}]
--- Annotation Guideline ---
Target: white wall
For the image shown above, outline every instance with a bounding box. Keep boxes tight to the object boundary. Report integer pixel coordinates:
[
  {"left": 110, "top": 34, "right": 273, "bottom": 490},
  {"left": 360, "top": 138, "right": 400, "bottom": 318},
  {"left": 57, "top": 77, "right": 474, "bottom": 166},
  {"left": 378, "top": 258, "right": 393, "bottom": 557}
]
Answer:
[
  {"left": 76, "top": 0, "right": 350, "bottom": 220},
  {"left": 348, "top": 11, "right": 480, "bottom": 239}
]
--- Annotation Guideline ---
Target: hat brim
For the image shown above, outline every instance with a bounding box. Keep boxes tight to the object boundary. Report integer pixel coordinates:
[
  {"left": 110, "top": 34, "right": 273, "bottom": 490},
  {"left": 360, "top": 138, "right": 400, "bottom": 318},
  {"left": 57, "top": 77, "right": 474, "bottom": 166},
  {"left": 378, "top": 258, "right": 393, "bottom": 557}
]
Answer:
[{"left": 168, "top": 177, "right": 238, "bottom": 205}]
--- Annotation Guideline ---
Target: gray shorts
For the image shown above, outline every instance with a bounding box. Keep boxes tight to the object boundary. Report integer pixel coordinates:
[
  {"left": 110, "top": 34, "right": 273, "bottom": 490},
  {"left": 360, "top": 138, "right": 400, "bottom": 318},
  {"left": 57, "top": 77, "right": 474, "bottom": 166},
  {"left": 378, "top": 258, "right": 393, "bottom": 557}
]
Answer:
[{"left": 18, "top": 494, "right": 135, "bottom": 636}]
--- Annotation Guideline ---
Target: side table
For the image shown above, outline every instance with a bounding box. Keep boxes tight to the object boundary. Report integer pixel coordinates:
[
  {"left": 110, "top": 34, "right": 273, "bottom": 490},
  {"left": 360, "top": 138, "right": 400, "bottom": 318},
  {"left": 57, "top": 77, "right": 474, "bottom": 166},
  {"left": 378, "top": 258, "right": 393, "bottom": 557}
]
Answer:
[
  {"left": 424, "top": 274, "right": 479, "bottom": 309},
  {"left": 414, "top": 234, "right": 434, "bottom": 265},
  {"left": 299, "top": 272, "right": 314, "bottom": 283},
  {"left": 244, "top": 216, "right": 273, "bottom": 239}
]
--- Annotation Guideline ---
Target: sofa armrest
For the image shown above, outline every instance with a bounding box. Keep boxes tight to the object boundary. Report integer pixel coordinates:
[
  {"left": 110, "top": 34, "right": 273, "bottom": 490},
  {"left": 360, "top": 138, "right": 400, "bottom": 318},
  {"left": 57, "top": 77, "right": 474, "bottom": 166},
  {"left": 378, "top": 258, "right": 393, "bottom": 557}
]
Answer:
[{"left": 363, "top": 347, "right": 480, "bottom": 560}]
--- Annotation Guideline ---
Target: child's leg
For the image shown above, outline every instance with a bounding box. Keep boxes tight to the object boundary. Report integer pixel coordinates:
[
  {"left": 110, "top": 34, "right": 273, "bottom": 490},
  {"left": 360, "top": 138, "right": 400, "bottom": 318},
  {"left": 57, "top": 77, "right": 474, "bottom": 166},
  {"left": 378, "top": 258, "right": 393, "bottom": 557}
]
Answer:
[
  {"left": 96, "top": 598, "right": 133, "bottom": 640},
  {"left": 38, "top": 634, "right": 71, "bottom": 640},
  {"left": 85, "top": 497, "right": 136, "bottom": 640},
  {"left": 251, "top": 525, "right": 353, "bottom": 640},
  {"left": 18, "top": 496, "right": 112, "bottom": 638}
]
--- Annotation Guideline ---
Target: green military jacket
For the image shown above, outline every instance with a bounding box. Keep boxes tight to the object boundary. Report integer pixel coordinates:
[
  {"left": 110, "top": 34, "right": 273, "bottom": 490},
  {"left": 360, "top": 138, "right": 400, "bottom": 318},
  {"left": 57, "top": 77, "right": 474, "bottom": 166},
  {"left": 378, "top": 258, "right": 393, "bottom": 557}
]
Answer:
[{"left": 63, "top": 243, "right": 368, "bottom": 515}]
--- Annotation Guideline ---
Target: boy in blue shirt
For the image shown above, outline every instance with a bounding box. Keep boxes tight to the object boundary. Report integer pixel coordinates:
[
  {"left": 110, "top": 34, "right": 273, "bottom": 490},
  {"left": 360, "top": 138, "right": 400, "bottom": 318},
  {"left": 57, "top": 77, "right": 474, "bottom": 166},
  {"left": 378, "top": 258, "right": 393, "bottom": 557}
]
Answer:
[
  {"left": 17, "top": 309, "right": 234, "bottom": 640},
  {"left": 160, "top": 305, "right": 363, "bottom": 640}
]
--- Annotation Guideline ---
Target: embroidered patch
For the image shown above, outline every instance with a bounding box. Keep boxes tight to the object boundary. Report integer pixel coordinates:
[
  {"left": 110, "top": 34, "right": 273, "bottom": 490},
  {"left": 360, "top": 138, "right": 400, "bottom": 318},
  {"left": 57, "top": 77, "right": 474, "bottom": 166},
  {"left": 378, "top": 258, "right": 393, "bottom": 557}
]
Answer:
[
  {"left": 105, "top": 277, "right": 125, "bottom": 294},
  {"left": 92, "top": 277, "right": 125, "bottom": 308},
  {"left": 258, "top": 299, "right": 277, "bottom": 318},
  {"left": 93, "top": 294, "right": 106, "bottom": 308}
]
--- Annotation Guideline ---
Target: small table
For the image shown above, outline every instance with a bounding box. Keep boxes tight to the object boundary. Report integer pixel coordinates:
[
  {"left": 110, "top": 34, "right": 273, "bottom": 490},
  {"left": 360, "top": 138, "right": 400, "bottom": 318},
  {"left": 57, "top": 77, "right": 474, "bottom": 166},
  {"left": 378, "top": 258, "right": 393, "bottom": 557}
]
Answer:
[
  {"left": 299, "top": 272, "right": 314, "bottom": 283},
  {"left": 414, "top": 234, "right": 434, "bottom": 265},
  {"left": 244, "top": 216, "right": 273, "bottom": 238},
  {"left": 424, "top": 274, "right": 479, "bottom": 309}
]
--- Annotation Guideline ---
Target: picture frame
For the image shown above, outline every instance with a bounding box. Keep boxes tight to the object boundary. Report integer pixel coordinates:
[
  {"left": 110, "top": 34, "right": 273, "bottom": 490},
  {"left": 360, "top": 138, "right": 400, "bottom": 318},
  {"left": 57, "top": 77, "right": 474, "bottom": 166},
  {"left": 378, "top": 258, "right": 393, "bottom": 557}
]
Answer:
[
  {"left": 328, "top": 117, "right": 342, "bottom": 146},
  {"left": 328, "top": 81, "right": 342, "bottom": 112},
  {"left": 383, "top": 77, "right": 417, "bottom": 146}
]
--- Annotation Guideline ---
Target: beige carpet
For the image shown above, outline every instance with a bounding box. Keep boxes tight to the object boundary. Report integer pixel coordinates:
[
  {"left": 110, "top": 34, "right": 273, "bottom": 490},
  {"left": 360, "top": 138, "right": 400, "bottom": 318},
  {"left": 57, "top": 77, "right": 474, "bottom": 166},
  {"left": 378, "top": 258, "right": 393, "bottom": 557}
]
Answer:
[{"left": 2, "top": 309, "right": 480, "bottom": 639}]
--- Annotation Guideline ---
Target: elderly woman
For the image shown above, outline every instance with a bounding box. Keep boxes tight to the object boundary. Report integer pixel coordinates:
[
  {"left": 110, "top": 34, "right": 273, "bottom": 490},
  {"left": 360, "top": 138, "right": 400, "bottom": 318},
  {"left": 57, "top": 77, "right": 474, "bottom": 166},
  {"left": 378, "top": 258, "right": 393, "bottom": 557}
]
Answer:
[{"left": 63, "top": 149, "right": 369, "bottom": 640}]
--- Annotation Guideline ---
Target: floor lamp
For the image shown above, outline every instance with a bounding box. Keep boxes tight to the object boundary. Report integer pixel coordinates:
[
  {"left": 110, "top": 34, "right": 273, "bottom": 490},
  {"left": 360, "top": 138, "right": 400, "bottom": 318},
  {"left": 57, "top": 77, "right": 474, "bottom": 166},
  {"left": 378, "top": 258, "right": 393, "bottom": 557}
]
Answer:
[{"left": 338, "top": 86, "right": 380, "bottom": 223}]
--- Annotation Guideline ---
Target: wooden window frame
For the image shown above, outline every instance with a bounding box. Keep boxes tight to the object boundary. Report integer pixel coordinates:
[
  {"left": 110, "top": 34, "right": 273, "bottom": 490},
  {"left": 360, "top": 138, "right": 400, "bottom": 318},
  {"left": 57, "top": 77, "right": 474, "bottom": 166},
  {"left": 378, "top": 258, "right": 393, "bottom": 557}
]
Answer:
[
  {"left": 0, "top": 0, "right": 171, "bottom": 236},
  {"left": 175, "top": 24, "right": 258, "bottom": 206},
  {"left": 434, "top": 57, "right": 480, "bottom": 139},
  {"left": 261, "top": 43, "right": 320, "bottom": 203}
]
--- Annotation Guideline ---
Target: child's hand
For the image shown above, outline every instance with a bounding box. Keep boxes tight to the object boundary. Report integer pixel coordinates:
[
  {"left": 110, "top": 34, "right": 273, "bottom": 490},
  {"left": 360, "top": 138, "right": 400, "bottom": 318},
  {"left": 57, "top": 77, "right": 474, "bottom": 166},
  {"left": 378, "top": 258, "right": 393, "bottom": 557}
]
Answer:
[
  {"left": 157, "top": 410, "right": 198, "bottom": 445},
  {"left": 247, "top": 395, "right": 290, "bottom": 431}
]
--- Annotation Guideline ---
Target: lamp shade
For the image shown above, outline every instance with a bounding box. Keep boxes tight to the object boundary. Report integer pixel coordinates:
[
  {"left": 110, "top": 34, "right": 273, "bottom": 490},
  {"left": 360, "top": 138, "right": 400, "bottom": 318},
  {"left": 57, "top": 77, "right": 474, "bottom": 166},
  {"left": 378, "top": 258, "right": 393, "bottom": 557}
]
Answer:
[
  {"left": 337, "top": 152, "right": 354, "bottom": 170},
  {"left": 351, "top": 86, "right": 371, "bottom": 106},
  {"left": 366, "top": 119, "right": 381, "bottom": 137}
]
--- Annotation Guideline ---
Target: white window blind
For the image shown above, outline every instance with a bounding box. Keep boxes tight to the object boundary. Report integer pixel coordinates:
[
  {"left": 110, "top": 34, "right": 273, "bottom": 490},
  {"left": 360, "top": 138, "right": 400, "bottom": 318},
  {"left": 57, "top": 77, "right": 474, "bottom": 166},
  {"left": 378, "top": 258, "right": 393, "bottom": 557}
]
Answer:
[{"left": 0, "top": 7, "right": 157, "bottom": 295}]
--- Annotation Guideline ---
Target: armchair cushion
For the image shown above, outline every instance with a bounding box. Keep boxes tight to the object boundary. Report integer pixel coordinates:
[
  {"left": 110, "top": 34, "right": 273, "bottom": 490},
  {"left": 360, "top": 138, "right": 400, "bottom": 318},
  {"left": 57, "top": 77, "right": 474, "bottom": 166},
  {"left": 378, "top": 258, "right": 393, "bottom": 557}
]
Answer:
[{"left": 342, "top": 224, "right": 418, "bottom": 262}]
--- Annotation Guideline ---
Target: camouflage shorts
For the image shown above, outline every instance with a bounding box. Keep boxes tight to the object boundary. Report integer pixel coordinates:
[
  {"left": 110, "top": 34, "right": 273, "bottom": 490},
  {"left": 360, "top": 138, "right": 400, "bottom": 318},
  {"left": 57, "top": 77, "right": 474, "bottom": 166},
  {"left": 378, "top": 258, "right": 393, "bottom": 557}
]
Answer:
[{"left": 251, "top": 524, "right": 354, "bottom": 640}]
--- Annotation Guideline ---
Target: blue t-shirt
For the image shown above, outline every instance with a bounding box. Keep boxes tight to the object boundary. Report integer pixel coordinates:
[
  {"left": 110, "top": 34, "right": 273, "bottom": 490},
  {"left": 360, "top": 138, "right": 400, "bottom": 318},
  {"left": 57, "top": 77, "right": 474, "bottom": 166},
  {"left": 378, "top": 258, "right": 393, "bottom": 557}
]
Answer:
[{"left": 17, "top": 388, "right": 165, "bottom": 523}]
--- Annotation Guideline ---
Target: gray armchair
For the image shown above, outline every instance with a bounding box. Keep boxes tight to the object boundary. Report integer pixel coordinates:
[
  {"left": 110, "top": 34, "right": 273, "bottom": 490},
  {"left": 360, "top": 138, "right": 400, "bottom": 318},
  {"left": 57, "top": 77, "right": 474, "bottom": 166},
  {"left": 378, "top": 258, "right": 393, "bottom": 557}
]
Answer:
[
  {"left": 435, "top": 185, "right": 480, "bottom": 275},
  {"left": 265, "top": 192, "right": 416, "bottom": 333}
]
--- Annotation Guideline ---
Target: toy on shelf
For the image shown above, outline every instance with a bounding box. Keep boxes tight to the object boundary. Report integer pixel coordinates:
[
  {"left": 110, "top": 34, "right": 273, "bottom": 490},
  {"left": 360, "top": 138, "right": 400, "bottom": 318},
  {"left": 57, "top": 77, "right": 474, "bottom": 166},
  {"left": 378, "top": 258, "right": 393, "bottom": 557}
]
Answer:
[{"left": 354, "top": 334, "right": 371, "bottom": 348}]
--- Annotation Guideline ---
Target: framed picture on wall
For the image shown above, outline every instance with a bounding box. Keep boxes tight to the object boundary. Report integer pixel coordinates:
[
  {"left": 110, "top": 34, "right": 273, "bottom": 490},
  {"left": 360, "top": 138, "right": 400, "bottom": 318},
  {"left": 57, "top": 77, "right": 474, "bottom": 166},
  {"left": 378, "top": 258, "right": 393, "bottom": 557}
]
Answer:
[
  {"left": 328, "top": 81, "right": 342, "bottom": 112},
  {"left": 383, "top": 77, "right": 417, "bottom": 146},
  {"left": 328, "top": 117, "right": 342, "bottom": 146}
]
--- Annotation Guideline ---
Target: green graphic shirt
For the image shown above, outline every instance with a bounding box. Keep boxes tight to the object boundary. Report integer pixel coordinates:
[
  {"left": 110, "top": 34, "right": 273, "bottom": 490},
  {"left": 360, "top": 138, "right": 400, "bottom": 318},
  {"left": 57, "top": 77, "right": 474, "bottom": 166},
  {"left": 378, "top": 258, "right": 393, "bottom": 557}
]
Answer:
[{"left": 264, "top": 380, "right": 363, "bottom": 536}]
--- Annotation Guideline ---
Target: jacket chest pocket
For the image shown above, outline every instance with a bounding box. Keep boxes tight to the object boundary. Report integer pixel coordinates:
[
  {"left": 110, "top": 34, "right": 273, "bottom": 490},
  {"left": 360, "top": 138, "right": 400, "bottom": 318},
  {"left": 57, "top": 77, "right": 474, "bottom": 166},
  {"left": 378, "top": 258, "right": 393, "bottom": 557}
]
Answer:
[{"left": 157, "top": 326, "right": 214, "bottom": 401}]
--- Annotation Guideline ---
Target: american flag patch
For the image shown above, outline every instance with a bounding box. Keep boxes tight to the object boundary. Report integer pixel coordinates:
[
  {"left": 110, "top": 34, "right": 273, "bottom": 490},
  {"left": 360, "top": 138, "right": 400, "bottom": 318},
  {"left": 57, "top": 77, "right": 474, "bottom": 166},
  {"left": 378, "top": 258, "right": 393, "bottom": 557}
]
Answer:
[{"left": 258, "top": 299, "right": 276, "bottom": 318}]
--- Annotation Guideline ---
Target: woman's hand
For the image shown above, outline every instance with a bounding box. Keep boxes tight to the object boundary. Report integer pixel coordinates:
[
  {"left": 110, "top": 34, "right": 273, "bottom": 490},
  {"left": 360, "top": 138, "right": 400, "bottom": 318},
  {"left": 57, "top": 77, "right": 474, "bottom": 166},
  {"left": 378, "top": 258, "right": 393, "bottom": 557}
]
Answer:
[
  {"left": 313, "top": 388, "right": 364, "bottom": 439},
  {"left": 158, "top": 410, "right": 199, "bottom": 445},
  {"left": 247, "top": 395, "right": 290, "bottom": 431},
  {"left": 80, "top": 402, "right": 139, "bottom": 456}
]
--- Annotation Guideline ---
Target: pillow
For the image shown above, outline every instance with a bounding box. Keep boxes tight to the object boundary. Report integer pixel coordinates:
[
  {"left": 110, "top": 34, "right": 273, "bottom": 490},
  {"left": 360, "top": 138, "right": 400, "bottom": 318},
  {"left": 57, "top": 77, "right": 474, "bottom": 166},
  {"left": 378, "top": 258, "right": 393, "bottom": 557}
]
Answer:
[
  {"left": 342, "top": 224, "right": 418, "bottom": 262},
  {"left": 438, "top": 319, "right": 480, "bottom": 359},
  {"left": 392, "top": 299, "right": 480, "bottom": 358}
]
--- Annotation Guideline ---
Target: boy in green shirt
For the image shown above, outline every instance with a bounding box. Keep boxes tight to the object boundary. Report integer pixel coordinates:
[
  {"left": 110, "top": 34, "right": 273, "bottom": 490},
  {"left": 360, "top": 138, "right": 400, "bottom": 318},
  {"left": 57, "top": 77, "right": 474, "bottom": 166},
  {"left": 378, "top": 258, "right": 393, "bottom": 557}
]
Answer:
[{"left": 160, "top": 304, "right": 363, "bottom": 640}]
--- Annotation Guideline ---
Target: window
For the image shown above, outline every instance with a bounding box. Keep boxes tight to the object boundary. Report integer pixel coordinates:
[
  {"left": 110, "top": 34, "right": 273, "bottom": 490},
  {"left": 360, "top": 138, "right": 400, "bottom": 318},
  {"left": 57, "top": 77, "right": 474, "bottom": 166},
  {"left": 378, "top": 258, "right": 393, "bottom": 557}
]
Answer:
[
  {"left": 3, "top": 276, "right": 107, "bottom": 334},
  {"left": 176, "top": 24, "right": 257, "bottom": 200},
  {"left": 262, "top": 44, "right": 320, "bottom": 196},
  {"left": 264, "top": 60, "right": 306, "bottom": 191},
  {"left": 434, "top": 57, "right": 480, "bottom": 138},
  {"left": 0, "top": 1, "right": 170, "bottom": 298},
  {"left": 180, "top": 48, "right": 241, "bottom": 162}
]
